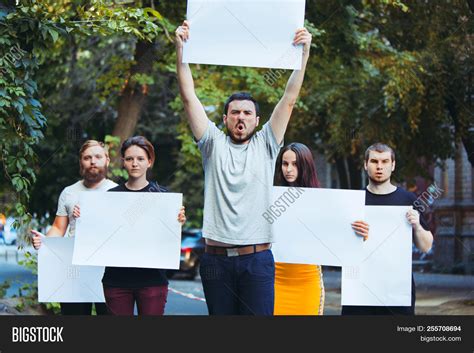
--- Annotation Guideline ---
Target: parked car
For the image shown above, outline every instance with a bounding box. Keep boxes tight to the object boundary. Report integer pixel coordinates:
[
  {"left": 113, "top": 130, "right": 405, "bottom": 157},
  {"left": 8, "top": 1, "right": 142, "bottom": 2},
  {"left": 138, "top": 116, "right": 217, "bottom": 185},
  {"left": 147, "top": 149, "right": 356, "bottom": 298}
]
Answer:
[
  {"left": 168, "top": 228, "right": 205, "bottom": 280},
  {"left": 0, "top": 217, "right": 17, "bottom": 245}
]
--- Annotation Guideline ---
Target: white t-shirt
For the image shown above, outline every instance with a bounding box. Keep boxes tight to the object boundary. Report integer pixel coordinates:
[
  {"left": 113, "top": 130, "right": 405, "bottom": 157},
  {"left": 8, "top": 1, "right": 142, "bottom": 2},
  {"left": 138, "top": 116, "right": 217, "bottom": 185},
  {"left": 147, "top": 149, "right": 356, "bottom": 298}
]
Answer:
[
  {"left": 197, "top": 120, "right": 282, "bottom": 245},
  {"left": 56, "top": 179, "right": 117, "bottom": 237}
]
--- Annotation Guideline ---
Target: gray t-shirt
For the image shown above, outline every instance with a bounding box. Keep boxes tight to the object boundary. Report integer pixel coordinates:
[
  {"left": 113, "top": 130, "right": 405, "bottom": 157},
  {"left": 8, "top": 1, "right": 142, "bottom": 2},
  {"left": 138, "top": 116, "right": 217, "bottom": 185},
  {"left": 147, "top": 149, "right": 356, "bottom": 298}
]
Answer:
[
  {"left": 56, "top": 179, "right": 117, "bottom": 237},
  {"left": 197, "top": 120, "right": 282, "bottom": 245}
]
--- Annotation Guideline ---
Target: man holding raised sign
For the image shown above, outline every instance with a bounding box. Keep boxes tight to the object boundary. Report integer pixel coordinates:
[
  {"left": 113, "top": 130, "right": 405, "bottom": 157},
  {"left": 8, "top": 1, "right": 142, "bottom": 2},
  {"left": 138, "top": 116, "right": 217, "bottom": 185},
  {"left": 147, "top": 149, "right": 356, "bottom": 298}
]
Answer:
[{"left": 175, "top": 20, "right": 311, "bottom": 315}]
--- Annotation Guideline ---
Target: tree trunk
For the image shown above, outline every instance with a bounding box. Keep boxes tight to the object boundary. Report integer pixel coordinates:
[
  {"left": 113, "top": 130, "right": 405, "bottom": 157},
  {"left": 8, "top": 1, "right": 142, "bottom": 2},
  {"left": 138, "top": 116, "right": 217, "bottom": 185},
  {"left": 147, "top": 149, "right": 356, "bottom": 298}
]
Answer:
[
  {"left": 347, "top": 155, "right": 362, "bottom": 190},
  {"left": 335, "top": 157, "right": 349, "bottom": 189},
  {"left": 111, "top": 40, "right": 156, "bottom": 144},
  {"left": 462, "top": 133, "right": 474, "bottom": 167},
  {"left": 448, "top": 91, "right": 474, "bottom": 168}
]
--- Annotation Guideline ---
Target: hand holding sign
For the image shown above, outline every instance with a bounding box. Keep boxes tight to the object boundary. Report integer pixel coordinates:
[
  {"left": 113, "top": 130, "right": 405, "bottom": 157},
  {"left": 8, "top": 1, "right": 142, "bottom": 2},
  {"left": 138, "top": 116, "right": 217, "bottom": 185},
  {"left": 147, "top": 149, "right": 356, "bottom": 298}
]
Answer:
[
  {"left": 175, "top": 20, "right": 190, "bottom": 49},
  {"left": 182, "top": 0, "right": 306, "bottom": 69},
  {"left": 293, "top": 27, "right": 312, "bottom": 57},
  {"left": 31, "top": 229, "right": 46, "bottom": 250}
]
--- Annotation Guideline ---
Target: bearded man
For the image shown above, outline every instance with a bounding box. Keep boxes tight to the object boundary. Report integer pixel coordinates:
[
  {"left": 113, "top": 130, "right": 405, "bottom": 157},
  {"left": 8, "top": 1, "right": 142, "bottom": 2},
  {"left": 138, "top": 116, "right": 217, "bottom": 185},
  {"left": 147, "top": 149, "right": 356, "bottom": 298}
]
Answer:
[{"left": 31, "top": 140, "right": 117, "bottom": 315}]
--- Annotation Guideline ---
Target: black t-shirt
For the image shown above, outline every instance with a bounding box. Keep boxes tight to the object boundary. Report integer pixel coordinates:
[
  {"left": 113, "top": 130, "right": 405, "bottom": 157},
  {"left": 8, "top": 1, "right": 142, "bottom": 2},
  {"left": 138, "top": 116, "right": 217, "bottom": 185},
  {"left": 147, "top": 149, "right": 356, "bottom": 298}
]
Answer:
[
  {"left": 342, "top": 186, "right": 430, "bottom": 315},
  {"left": 102, "top": 182, "right": 169, "bottom": 288},
  {"left": 365, "top": 187, "right": 429, "bottom": 231}
]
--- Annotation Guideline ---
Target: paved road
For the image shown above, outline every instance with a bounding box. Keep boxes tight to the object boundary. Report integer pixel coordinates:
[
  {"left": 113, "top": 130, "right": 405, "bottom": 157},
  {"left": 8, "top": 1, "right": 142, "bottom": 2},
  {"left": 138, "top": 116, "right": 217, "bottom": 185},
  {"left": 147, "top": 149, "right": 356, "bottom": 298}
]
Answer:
[
  {"left": 322, "top": 267, "right": 474, "bottom": 315},
  {"left": 1, "top": 246, "right": 473, "bottom": 315},
  {"left": 0, "top": 245, "right": 209, "bottom": 315},
  {"left": 0, "top": 247, "right": 36, "bottom": 298},
  {"left": 166, "top": 276, "right": 208, "bottom": 315}
]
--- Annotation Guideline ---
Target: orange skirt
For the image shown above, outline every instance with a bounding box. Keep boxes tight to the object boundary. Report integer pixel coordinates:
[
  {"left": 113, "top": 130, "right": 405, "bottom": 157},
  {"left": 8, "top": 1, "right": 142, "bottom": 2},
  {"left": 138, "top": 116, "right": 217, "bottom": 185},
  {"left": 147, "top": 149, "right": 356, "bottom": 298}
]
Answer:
[{"left": 274, "top": 263, "right": 325, "bottom": 315}]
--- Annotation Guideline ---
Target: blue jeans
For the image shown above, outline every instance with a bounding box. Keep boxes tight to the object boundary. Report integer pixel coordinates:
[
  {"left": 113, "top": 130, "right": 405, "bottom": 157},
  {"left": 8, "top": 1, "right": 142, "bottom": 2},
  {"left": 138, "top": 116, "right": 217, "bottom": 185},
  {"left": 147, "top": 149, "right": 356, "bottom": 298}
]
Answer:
[{"left": 200, "top": 249, "right": 275, "bottom": 315}]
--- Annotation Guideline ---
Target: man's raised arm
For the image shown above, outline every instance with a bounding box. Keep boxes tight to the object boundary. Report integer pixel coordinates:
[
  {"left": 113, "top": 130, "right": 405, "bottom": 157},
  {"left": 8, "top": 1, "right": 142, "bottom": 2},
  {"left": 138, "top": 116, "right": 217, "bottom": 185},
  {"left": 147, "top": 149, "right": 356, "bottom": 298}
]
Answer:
[
  {"left": 176, "top": 20, "right": 209, "bottom": 141},
  {"left": 270, "top": 28, "right": 312, "bottom": 145}
]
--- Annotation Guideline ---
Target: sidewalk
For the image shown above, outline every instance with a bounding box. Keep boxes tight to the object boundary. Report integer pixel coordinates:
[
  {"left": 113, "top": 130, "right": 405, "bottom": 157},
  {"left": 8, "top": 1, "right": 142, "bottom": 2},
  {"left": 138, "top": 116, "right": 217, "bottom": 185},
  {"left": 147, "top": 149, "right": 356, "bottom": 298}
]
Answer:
[{"left": 322, "top": 268, "right": 474, "bottom": 315}]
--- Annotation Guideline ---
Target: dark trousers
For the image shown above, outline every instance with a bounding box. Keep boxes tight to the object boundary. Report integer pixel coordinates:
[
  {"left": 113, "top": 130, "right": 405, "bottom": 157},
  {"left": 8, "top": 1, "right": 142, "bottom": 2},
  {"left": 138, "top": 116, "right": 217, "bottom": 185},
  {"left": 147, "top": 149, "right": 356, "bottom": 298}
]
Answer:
[
  {"left": 60, "top": 303, "right": 108, "bottom": 315},
  {"left": 200, "top": 249, "right": 275, "bottom": 315},
  {"left": 103, "top": 285, "right": 168, "bottom": 316}
]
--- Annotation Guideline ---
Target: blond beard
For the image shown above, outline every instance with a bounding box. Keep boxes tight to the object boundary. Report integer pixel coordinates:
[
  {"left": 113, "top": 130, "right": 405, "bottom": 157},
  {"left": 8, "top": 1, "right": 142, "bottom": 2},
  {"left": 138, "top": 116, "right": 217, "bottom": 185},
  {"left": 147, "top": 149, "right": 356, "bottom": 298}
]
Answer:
[{"left": 80, "top": 166, "right": 107, "bottom": 184}]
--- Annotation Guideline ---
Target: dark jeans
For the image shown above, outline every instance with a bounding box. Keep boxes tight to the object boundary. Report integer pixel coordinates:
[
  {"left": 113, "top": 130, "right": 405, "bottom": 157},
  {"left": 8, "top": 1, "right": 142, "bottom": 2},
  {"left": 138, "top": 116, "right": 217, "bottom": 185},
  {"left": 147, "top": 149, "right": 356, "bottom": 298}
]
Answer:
[
  {"left": 103, "top": 285, "right": 168, "bottom": 316},
  {"left": 200, "top": 249, "right": 275, "bottom": 315},
  {"left": 60, "top": 303, "right": 108, "bottom": 315}
]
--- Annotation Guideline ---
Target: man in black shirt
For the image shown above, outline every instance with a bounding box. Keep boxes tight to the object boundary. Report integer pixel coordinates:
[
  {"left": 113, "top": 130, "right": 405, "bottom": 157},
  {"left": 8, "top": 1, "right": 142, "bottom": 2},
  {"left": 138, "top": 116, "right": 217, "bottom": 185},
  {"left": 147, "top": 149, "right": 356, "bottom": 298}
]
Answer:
[{"left": 342, "top": 143, "right": 433, "bottom": 315}]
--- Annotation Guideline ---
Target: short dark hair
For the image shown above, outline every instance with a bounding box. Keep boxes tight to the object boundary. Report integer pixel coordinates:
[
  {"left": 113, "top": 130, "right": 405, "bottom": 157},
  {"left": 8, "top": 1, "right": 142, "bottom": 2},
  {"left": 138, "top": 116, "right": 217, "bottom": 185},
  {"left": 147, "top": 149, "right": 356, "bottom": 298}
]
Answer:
[
  {"left": 365, "top": 143, "right": 395, "bottom": 162},
  {"left": 121, "top": 136, "right": 156, "bottom": 167},
  {"left": 223, "top": 92, "right": 260, "bottom": 116}
]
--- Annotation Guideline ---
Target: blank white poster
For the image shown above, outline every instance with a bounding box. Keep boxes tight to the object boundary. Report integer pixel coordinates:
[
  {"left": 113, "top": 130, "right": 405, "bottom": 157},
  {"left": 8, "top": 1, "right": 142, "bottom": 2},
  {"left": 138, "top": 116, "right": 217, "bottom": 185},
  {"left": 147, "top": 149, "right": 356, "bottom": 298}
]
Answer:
[
  {"left": 183, "top": 0, "right": 306, "bottom": 69},
  {"left": 72, "top": 192, "right": 182, "bottom": 269},
  {"left": 341, "top": 206, "right": 413, "bottom": 306},
  {"left": 38, "top": 237, "right": 105, "bottom": 303},
  {"left": 271, "top": 187, "right": 366, "bottom": 266}
]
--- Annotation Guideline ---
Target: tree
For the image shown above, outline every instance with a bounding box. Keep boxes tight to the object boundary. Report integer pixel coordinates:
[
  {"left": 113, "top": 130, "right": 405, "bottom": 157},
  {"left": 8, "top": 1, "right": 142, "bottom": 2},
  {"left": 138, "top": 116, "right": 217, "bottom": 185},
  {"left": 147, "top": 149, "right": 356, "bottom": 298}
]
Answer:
[
  {"left": 1, "top": 0, "right": 172, "bottom": 238},
  {"left": 4, "top": 0, "right": 472, "bottom": 231},
  {"left": 291, "top": 0, "right": 472, "bottom": 189}
]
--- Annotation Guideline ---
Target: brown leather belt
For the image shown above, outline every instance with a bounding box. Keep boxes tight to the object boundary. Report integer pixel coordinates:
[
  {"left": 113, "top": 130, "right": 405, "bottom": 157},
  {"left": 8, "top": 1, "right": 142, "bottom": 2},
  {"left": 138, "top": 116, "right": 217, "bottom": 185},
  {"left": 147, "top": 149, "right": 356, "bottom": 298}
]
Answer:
[{"left": 205, "top": 243, "right": 271, "bottom": 257}]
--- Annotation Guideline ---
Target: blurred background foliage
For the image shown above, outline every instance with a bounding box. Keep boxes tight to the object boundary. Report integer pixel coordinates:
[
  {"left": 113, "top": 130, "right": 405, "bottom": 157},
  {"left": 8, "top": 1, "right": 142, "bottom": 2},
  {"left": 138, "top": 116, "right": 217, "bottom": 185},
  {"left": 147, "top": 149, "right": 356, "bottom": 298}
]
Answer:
[{"left": 0, "top": 0, "right": 472, "bottom": 233}]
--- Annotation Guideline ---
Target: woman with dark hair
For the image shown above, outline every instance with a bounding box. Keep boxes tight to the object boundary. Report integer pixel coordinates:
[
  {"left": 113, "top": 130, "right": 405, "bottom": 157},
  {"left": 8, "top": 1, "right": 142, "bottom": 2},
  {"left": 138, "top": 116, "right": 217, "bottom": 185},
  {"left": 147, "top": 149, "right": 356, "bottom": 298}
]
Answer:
[
  {"left": 76, "top": 136, "right": 186, "bottom": 315},
  {"left": 105, "top": 136, "right": 186, "bottom": 315},
  {"left": 273, "top": 143, "right": 369, "bottom": 315}
]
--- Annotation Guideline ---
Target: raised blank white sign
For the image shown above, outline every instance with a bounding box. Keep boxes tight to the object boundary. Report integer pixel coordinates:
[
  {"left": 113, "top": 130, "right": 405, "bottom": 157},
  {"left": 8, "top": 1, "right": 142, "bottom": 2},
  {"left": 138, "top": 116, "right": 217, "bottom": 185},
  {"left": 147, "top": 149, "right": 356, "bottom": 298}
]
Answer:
[
  {"left": 183, "top": 0, "right": 306, "bottom": 69},
  {"left": 271, "top": 187, "right": 366, "bottom": 266},
  {"left": 72, "top": 192, "right": 182, "bottom": 269},
  {"left": 38, "top": 237, "right": 105, "bottom": 303},
  {"left": 341, "top": 206, "right": 413, "bottom": 307}
]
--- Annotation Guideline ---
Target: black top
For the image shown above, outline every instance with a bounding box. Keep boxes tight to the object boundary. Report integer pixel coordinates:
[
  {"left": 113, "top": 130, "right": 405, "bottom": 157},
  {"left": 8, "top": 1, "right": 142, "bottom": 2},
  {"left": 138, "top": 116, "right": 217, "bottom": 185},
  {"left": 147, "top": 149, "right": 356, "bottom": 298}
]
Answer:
[
  {"left": 102, "top": 182, "right": 169, "bottom": 288},
  {"left": 108, "top": 182, "right": 168, "bottom": 193},
  {"left": 342, "top": 186, "right": 430, "bottom": 315},
  {"left": 365, "top": 186, "right": 429, "bottom": 231}
]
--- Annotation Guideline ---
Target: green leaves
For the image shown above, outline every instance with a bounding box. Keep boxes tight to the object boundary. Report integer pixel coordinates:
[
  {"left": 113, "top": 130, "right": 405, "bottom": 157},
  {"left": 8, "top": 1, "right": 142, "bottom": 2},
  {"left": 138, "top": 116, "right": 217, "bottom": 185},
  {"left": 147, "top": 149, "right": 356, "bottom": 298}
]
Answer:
[
  {"left": 144, "top": 8, "right": 163, "bottom": 21},
  {"left": 48, "top": 28, "right": 59, "bottom": 42},
  {"left": 296, "top": 0, "right": 470, "bottom": 186},
  {"left": 12, "top": 174, "right": 30, "bottom": 193},
  {"left": 0, "top": 0, "right": 174, "bottom": 233}
]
